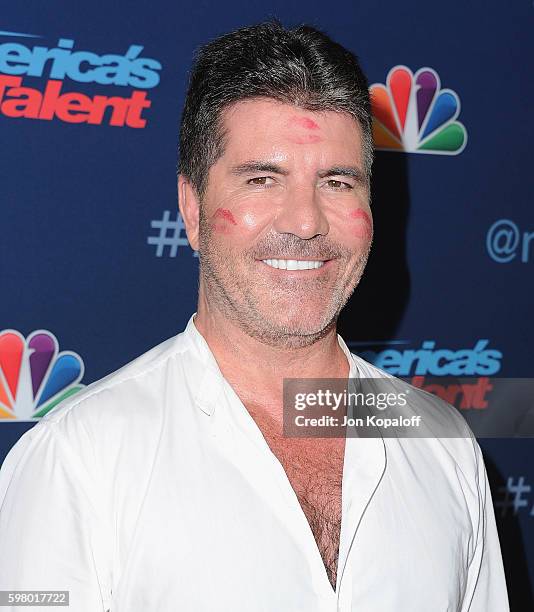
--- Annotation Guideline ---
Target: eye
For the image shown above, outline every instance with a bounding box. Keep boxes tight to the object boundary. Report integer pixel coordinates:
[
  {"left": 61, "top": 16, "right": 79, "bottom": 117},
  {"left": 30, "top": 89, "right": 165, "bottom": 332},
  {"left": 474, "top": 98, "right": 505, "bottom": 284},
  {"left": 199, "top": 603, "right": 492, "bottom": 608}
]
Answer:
[
  {"left": 247, "top": 176, "right": 275, "bottom": 186},
  {"left": 326, "top": 179, "right": 353, "bottom": 191}
]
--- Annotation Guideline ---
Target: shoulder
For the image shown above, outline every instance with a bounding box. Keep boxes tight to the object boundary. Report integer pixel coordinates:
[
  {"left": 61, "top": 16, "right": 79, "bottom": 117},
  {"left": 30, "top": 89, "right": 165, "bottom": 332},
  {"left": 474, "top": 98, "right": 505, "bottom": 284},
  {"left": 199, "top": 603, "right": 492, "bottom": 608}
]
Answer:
[
  {"left": 17, "top": 325, "right": 207, "bottom": 466},
  {"left": 1, "top": 326, "right": 202, "bottom": 497},
  {"left": 41, "top": 332, "right": 193, "bottom": 423},
  {"left": 351, "top": 352, "right": 489, "bottom": 527},
  {"left": 351, "top": 351, "right": 475, "bottom": 437},
  {"left": 350, "top": 350, "right": 482, "bottom": 476}
]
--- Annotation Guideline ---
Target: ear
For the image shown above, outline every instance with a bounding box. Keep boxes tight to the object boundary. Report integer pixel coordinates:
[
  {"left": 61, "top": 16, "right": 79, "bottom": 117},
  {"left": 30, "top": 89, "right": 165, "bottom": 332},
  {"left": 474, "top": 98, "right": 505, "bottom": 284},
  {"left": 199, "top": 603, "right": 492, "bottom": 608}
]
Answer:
[{"left": 178, "top": 174, "right": 200, "bottom": 251}]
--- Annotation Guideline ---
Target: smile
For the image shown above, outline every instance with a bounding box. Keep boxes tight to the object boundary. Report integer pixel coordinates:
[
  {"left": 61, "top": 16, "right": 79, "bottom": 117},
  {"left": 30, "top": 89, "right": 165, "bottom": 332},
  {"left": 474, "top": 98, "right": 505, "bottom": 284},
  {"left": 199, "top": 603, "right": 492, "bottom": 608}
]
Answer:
[{"left": 261, "top": 259, "right": 325, "bottom": 270}]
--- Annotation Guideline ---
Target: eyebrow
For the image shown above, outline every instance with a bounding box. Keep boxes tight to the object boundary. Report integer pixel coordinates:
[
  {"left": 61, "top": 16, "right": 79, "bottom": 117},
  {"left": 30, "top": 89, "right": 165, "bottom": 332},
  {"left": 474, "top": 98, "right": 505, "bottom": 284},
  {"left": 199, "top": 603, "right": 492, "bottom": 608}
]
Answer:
[{"left": 229, "top": 161, "right": 367, "bottom": 185}]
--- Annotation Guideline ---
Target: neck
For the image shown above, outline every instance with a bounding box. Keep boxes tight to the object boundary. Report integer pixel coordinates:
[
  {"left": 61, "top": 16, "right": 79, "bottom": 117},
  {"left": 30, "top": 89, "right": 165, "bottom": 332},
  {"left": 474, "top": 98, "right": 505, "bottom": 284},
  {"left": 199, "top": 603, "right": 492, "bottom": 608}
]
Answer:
[{"left": 193, "top": 300, "right": 351, "bottom": 424}]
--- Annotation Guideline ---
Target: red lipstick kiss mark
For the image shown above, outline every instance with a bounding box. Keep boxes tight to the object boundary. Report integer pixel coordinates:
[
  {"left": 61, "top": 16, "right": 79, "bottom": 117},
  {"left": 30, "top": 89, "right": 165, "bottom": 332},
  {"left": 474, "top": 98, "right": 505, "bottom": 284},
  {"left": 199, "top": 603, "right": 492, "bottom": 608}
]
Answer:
[
  {"left": 349, "top": 209, "right": 373, "bottom": 239},
  {"left": 290, "top": 116, "right": 320, "bottom": 130},
  {"left": 287, "top": 116, "right": 321, "bottom": 144},
  {"left": 289, "top": 134, "right": 322, "bottom": 144},
  {"left": 213, "top": 208, "right": 237, "bottom": 225}
]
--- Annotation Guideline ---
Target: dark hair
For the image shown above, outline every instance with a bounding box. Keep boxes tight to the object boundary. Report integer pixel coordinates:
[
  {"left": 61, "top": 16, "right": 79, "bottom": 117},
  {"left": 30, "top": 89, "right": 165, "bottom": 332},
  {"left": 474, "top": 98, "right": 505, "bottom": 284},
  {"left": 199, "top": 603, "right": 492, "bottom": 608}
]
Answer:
[{"left": 178, "top": 20, "right": 373, "bottom": 200}]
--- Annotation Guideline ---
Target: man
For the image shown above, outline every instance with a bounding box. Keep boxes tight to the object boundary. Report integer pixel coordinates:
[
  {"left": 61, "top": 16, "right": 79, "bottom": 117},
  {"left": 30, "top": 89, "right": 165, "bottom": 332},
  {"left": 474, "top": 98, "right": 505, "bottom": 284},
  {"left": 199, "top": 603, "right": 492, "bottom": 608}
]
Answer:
[{"left": 0, "top": 20, "right": 509, "bottom": 611}]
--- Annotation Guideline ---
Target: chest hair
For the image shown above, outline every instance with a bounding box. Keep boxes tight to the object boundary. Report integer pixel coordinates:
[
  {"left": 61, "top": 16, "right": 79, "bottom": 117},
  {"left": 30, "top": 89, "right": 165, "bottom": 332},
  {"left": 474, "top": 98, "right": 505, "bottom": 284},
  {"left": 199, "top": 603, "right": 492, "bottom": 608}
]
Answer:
[
  {"left": 279, "top": 444, "right": 344, "bottom": 590},
  {"left": 245, "top": 404, "right": 345, "bottom": 589}
]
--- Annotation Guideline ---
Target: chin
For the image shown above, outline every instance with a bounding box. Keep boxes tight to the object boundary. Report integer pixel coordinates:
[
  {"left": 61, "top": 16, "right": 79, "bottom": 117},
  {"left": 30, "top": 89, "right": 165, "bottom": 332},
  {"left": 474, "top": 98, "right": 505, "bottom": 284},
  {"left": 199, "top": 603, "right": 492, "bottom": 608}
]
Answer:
[{"left": 261, "top": 306, "right": 336, "bottom": 339}]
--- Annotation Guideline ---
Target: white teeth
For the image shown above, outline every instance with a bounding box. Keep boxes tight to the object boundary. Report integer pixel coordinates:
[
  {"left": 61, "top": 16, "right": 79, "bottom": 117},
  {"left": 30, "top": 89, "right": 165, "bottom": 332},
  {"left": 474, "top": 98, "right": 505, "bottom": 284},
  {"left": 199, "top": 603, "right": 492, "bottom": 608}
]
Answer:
[{"left": 261, "top": 259, "right": 325, "bottom": 270}]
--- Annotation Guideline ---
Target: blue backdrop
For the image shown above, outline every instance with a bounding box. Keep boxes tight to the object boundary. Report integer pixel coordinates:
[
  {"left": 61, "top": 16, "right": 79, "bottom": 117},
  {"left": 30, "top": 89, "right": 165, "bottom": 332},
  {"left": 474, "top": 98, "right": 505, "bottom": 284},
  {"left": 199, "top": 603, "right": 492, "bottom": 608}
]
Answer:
[{"left": 1, "top": 1, "right": 533, "bottom": 608}]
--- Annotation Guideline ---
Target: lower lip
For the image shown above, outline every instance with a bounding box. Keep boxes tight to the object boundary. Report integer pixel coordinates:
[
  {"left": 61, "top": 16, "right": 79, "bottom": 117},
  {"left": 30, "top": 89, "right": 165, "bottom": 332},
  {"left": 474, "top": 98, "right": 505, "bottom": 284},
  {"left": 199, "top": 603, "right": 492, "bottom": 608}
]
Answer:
[{"left": 256, "top": 259, "right": 334, "bottom": 276}]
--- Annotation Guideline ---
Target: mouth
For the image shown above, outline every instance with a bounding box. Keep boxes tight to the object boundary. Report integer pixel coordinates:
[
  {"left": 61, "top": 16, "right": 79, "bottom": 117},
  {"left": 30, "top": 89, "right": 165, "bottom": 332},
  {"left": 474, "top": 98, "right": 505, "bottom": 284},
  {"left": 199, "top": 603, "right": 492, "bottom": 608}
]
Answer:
[{"left": 259, "top": 258, "right": 330, "bottom": 271}]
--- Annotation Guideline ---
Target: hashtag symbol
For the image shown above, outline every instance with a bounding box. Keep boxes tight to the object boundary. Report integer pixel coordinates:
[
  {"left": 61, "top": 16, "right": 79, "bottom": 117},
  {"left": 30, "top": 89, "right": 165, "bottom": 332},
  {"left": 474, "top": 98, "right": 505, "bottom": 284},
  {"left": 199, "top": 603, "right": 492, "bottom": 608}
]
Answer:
[
  {"left": 147, "top": 211, "right": 197, "bottom": 257},
  {"left": 495, "top": 476, "right": 531, "bottom": 517}
]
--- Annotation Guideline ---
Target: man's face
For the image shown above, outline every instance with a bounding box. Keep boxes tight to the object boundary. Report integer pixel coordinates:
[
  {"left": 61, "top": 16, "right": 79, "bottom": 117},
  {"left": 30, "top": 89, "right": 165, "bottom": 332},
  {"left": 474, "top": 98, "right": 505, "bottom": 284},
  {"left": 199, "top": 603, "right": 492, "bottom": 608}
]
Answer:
[{"left": 196, "top": 98, "right": 373, "bottom": 345}]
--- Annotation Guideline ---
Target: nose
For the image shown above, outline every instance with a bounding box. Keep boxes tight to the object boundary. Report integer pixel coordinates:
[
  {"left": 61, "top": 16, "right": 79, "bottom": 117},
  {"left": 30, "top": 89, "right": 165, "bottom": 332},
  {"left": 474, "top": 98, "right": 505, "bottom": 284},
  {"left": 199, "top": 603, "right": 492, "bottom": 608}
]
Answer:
[{"left": 272, "top": 184, "right": 329, "bottom": 239}]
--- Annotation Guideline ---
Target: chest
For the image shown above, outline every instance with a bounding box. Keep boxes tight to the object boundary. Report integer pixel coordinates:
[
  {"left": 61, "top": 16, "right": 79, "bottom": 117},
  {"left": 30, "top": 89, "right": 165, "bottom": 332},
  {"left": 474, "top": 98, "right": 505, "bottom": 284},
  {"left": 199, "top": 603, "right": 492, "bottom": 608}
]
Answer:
[
  {"left": 278, "top": 443, "right": 344, "bottom": 526},
  {"left": 265, "top": 434, "right": 346, "bottom": 588},
  {"left": 113, "top": 419, "right": 475, "bottom": 610}
]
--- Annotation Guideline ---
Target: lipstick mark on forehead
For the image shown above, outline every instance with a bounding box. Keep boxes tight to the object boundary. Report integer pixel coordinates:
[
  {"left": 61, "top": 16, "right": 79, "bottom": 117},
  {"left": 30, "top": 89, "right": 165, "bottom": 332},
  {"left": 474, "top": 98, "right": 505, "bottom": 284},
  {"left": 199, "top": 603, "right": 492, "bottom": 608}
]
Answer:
[
  {"left": 213, "top": 208, "right": 237, "bottom": 225},
  {"left": 286, "top": 115, "right": 322, "bottom": 144},
  {"left": 290, "top": 134, "right": 322, "bottom": 144},
  {"left": 290, "top": 116, "right": 320, "bottom": 130}
]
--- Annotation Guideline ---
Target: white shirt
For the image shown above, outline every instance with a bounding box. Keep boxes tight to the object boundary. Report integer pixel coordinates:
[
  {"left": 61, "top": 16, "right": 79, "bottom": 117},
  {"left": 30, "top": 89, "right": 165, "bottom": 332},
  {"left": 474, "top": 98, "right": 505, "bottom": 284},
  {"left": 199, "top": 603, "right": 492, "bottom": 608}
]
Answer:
[{"left": 0, "top": 314, "right": 509, "bottom": 611}]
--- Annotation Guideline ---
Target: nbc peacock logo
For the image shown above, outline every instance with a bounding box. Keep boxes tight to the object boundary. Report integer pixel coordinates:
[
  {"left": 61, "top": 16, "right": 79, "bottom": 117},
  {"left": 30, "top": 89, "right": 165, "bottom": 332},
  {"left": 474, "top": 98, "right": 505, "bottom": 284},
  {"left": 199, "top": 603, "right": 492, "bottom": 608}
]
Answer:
[
  {"left": 370, "top": 65, "right": 467, "bottom": 155},
  {"left": 0, "top": 329, "right": 85, "bottom": 421}
]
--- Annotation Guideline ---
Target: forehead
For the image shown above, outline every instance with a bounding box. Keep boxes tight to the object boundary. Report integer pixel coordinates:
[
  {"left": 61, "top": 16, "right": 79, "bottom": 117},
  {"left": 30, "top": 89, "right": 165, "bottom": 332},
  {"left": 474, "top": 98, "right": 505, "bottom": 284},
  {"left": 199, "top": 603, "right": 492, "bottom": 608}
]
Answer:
[{"left": 218, "top": 98, "right": 364, "bottom": 165}]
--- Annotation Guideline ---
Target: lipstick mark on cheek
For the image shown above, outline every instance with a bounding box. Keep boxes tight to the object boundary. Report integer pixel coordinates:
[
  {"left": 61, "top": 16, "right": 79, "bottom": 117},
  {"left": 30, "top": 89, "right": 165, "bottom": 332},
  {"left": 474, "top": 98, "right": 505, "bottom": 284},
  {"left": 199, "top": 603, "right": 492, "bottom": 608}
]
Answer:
[
  {"left": 348, "top": 209, "right": 373, "bottom": 239},
  {"left": 213, "top": 208, "right": 237, "bottom": 225},
  {"left": 211, "top": 208, "right": 238, "bottom": 234}
]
